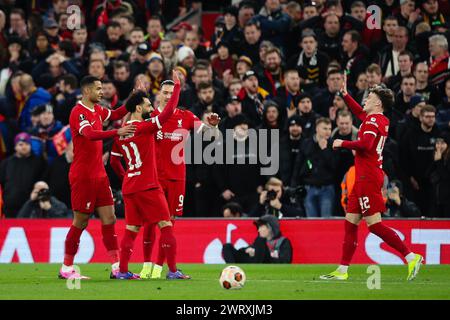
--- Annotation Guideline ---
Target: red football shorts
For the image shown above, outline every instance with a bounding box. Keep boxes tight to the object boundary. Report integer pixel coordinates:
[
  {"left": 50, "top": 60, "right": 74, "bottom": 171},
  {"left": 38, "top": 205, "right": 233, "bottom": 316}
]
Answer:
[
  {"left": 123, "top": 188, "right": 171, "bottom": 226},
  {"left": 70, "top": 177, "right": 114, "bottom": 213},
  {"left": 346, "top": 179, "right": 386, "bottom": 216},
  {"left": 159, "top": 179, "right": 185, "bottom": 217}
]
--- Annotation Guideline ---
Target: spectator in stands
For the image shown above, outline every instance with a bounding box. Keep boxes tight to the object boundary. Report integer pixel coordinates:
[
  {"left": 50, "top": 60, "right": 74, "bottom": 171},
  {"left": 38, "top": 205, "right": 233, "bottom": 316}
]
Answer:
[
  {"left": 291, "top": 117, "right": 336, "bottom": 217},
  {"left": 340, "top": 30, "right": 368, "bottom": 88},
  {"left": 251, "top": 0, "right": 291, "bottom": 54},
  {"left": 274, "top": 69, "right": 302, "bottom": 120},
  {"left": 222, "top": 214, "right": 293, "bottom": 263},
  {"left": 184, "top": 30, "right": 209, "bottom": 60},
  {"left": 428, "top": 34, "right": 450, "bottom": 89},
  {"left": 112, "top": 60, "right": 133, "bottom": 100},
  {"left": 214, "top": 6, "right": 241, "bottom": 55},
  {"left": 394, "top": 74, "right": 417, "bottom": 114},
  {"left": 414, "top": 61, "right": 438, "bottom": 105},
  {"left": 296, "top": 92, "right": 320, "bottom": 138},
  {"left": 436, "top": 77, "right": 450, "bottom": 133},
  {"left": 356, "top": 64, "right": 383, "bottom": 105},
  {"left": 257, "top": 47, "right": 284, "bottom": 98},
  {"left": 385, "top": 179, "right": 422, "bottom": 218},
  {"left": 7, "top": 8, "right": 28, "bottom": 40},
  {"left": 0, "top": 133, "right": 46, "bottom": 217},
  {"left": 317, "top": 12, "right": 342, "bottom": 62},
  {"left": 17, "top": 73, "right": 52, "bottom": 131},
  {"left": 222, "top": 202, "right": 246, "bottom": 218},
  {"left": 213, "top": 114, "right": 264, "bottom": 213},
  {"left": 420, "top": 0, "right": 449, "bottom": 31},
  {"left": 127, "top": 27, "right": 145, "bottom": 54},
  {"left": 130, "top": 42, "right": 150, "bottom": 79},
  {"left": 400, "top": 105, "right": 441, "bottom": 215},
  {"left": 238, "top": 70, "right": 269, "bottom": 127},
  {"left": 88, "top": 59, "right": 106, "bottom": 80},
  {"left": 171, "top": 21, "right": 193, "bottom": 47},
  {"left": 177, "top": 45, "right": 196, "bottom": 72},
  {"left": 146, "top": 16, "right": 164, "bottom": 52},
  {"left": 386, "top": 51, "right": 414, "bottom": 94},
  {"left": 45, "top": 141, "right": 72, "bottom": 208},
  {"left": 279, "top": 115, "right": 303, "bottom": 186},
  {"left": 396, "top": 0, "right": 420, "bottom": 29},
  {"left": 235, "top": 56, "right": 253, "bottom": 81},
  {"left": 191, "top": 81, "right": 224, "bottom": 119},
  {"left": 238, "top": 21, "right": 262, "bottom": 65},
  {"left": 250, "top": 177, "right": 303, "bottom": 218},
  {"left": 287, "top": 29, "right": 329, "bottom": 93},
  {"left": 100, "top": 79, "right": 121, "bottom": 111},
  {"left": 54, "top": 74, "right": 80, "bottom": 125},
  {"left": 220, "top": 95, "right": 243, "bottom": 133},
  {"left": 313, "top": 69, "right": 344, "bottom": 117},
  {"left": 17, "top": 180, "right": 70, "bottom": 218},
  {"left": 378, "top": 26, "right": 411, "bottom": 80},
  {"left": 72, "top": 25, "right": 88, "bottom": 59},
  {"left": 396, "top": 94, "right": 427, "bottom": 141},
  {"left": 211, "top": 41, "right": 235, "bottom": 80},
  {"left": 428, "top": 133, "right": 450, "bottom": 217},
  {"left": 237, "top": 1, "right": 256, "bottom": 30}
]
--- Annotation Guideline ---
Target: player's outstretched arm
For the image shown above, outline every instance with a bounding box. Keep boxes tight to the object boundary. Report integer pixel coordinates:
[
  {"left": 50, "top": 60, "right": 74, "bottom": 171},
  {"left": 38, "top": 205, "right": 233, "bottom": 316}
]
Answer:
[
  {"left": 336, "top": 131, "right": 377, "bottom": 151},
  {"left": 81, "top": 124, "right": 136, "bottom": 141},
  {"left": 340, "top": 73, "right": 366, "bottom": 121}
]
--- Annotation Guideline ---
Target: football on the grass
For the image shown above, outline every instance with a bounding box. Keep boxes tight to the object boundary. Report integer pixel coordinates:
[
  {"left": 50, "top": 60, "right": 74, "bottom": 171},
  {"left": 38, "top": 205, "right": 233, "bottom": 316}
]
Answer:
[{"left": 219, "top": 266, "right": 246, "bottom": 289}]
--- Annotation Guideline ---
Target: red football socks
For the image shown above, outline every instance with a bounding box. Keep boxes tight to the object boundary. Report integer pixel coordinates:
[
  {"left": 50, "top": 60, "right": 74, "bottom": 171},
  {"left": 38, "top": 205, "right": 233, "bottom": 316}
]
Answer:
[
  {"left": 64, "top": 225, "right": 83, "bottom": 266},
  {"left": 340, "top": 220, "right": 359, "bottom": 266},
  {"left": 369, "top": 222, "right": 411, "bottom": 257},
  {"left": 156, "top": 219, "right": 176, "bottom": 266},
  {"left": 102, "top": 223, "right": 119, "bottom": 264},
  {"left": 119, "top": 229, "right": 138, "bottom": 273},
  {"left": 159, "top": 226, "right": 177, "bottom": 273},
  {"left": 143, "top": 223, "right": 156, "bottom": 263}
]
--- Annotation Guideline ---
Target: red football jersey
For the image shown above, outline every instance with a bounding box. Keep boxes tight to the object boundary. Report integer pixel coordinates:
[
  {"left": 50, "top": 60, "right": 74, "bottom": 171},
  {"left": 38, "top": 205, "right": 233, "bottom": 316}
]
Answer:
[
  {"left": 69, "top": 102, "right": 113, "bottom": 180},
  {"left": 152, "top": 107, "right": 203, "bottom": 181},
  {"left": 354, "top": 113, "right": 389, "bottom": 182},
  {"left": 111, "top": 118, "right": 162, "bottom": 195}
]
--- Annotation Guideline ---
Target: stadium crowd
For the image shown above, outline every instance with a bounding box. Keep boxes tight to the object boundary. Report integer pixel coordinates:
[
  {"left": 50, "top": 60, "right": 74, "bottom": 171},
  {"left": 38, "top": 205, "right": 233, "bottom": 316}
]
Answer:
[{"left": 0, "top": 0, "right": 450, "bottom": 219}]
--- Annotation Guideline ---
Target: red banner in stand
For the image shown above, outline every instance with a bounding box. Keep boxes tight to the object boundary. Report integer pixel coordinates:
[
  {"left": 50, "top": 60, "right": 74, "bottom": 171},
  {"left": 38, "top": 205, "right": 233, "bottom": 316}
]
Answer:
[{"left": 1, "top": 219, "right": 450, "bottom": 264}]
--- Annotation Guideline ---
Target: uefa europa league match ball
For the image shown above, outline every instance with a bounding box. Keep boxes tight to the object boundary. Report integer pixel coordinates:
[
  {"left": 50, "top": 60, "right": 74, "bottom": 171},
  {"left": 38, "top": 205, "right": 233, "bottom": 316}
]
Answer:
[{"left": 219, "top": 265, "right": 246, "bottom": 290}]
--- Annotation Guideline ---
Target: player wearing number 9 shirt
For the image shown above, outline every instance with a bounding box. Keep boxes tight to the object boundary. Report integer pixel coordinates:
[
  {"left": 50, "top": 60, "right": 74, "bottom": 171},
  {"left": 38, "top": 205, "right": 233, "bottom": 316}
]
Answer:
[
  {"left": 320, "top": 74, "right": 423, "bottom": 282},
  {"left": 110, "top": 71, "right": 191, "bottom": 279}
]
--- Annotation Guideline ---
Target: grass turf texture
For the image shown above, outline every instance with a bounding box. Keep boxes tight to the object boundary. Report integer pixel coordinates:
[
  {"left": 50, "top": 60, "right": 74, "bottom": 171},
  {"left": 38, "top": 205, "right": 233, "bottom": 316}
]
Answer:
[{"left": 0, "top": 264, "right": 448, "bottom": 300}]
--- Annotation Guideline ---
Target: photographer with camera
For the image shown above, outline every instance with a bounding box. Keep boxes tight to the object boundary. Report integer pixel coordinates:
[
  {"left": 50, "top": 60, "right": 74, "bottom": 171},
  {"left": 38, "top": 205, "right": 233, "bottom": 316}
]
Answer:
[
  {"left": 249, "top": 177, "right": 304, "bottom": 218},
  {"left": 17, "top": 181, "right": 70, "bottom": 218}
]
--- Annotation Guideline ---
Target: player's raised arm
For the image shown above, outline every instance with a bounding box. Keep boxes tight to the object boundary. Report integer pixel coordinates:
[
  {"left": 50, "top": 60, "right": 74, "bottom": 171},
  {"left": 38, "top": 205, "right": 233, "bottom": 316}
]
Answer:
[
  {"left": 108, "top": 79, "right": 147, "bottom": 121},
  {"left": 340, "top": 72, "right": 367, "bottom": 121},
  {"left": 333, "top": 133, "right": 377, "bottom": 151}
]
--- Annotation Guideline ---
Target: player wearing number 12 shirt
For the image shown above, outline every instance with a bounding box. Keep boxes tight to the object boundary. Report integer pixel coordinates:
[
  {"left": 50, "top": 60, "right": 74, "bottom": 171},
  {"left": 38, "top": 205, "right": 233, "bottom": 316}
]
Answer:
[
  {"left": 320, "top": 75, "right": 423, "bottom": 282},
  {"left": 110, "top": 72, "right": 190, "bottom": 279}
]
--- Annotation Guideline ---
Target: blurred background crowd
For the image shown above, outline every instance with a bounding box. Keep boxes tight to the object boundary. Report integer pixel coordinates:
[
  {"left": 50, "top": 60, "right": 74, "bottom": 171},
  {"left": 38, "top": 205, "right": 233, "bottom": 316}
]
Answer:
[{"left": 0, "top": 0, "right": 450, "bottom": 219}]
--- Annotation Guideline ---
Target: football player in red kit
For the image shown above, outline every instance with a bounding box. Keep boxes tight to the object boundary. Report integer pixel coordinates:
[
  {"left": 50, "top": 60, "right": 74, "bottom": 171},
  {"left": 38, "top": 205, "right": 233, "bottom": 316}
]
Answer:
[
  {"left": 59, "top": 76, "right": 137, "bottom": 280},
  {"left": 110, "top": 71, "right": 191, "bottom": 279},
  {"left": 139, "top": 75, "right": 220, "bottom": 279},
  {"left": 320, "top": 74, "right": 423, "bottom": 281}
]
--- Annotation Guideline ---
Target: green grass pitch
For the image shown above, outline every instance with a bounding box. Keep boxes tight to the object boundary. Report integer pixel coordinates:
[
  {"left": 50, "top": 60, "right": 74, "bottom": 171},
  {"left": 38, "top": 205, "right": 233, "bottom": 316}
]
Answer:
[{"left": 0, "top": 264, "right": 449, "bottom": 300}]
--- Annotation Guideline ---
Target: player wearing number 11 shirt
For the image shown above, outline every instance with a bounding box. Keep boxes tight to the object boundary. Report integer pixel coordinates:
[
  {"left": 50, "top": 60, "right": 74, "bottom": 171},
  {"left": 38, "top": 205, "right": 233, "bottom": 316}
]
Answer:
[
  {"left": 320, "top": 74, "right": 423, "bottom": 282},
  {"left": 110, "top": 72, "right": 190, "bottom": 279}
]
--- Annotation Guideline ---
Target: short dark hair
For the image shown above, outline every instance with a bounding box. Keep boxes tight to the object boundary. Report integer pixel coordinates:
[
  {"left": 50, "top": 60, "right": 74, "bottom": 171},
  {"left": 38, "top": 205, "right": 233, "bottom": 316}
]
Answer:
[
  {"left": 198, "top": 81, "right": 213, "bottom": 91},
  {"left": 106, "top": 21, "right": 121, "bottom": 30},
  {"left": 120, "top": 15, "right": 135, "bottom": 25},
  {"left": 327, "top": 68, "right": 342, "bottom": 78},
  {"left": 80, "top": 75, "right": 100, "bottom": 90},
  {"left": 401, "top": 73, "right": 416, "bottom": 83},
  {"left": 10, "top": 8, "right": 25, "bottom": 20},
  {"left": 161, "top": 79, "right": 175, "bottom": 88},
  {"left": 125, "top": 91, "right": 148, "bottom": 113},
  {"left": 114, "top": 60, "right": 130, "bottom": 72},
  {"left": 370, "top": 85, "right": 395, "bottom": 110},
  {"left": 345, "top": 30, "right": 361, "bottom": 43},
  {"left": 244, "top": 20, "right": 260, "bottom": 30},
  {"left": 222, "top": 202, "right": 243, "bottom": 217},
  {"left": 399, "top": 50, "right": 414, "bottom": 61},
  {"left": 61, "top": 74, "right": 78, "bottom": 89}
]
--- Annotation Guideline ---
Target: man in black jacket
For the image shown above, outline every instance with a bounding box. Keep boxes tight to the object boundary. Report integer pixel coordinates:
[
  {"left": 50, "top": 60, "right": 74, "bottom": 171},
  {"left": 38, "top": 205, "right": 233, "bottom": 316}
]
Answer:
[
  {"left": 0, "top": 133, "right": 46, "bottom": 217},
  {"left": 399, "top": 105, "right": 441, "bottom": 215},
  {"left": 279, "top": 115, "right": 303, "bottom": 186},
  {"left": 222, "top": 214, "right": 293, "bottom": 263},
  {"left": 291, "top": 117, "right": 337, "bottom": 217},
  {"left": 17, "top": 181, "right": 70, "bottom": 218}
]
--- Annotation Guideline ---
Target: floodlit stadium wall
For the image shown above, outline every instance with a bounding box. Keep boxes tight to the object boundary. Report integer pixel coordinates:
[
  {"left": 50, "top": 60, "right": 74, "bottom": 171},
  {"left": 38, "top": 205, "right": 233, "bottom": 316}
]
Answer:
[{"left": 0, "top": 219, "right": 449, "bottom": 264}]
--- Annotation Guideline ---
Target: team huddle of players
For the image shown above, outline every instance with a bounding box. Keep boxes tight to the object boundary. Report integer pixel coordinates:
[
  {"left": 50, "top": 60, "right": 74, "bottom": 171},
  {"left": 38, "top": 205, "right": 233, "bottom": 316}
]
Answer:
[
  {"left": 59, "top": 70, "right": 219, "bottom": 280},
  {"left": 58, "top": 69, "right": 422, "bottom": 282}
]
